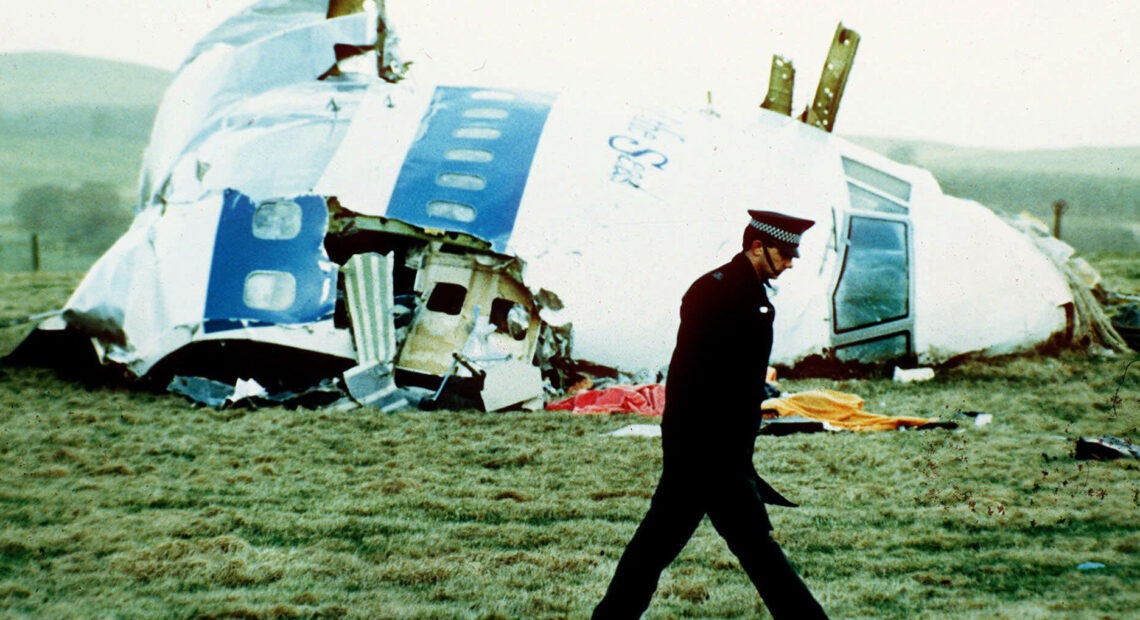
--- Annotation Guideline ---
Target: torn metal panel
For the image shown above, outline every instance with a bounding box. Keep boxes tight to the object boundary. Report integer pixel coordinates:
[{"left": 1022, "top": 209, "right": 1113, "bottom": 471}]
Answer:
[
  {"left": 480, "top": 360, "right": 544, "bottom": 412},
  {"left": 800, "top": 23, "right": 860, "bottom": 132},
  {"left": 1075, "top": 436, "right": 1140, "bottom": 460},
  {"left": 343, "top": 362, "right": 407, "bottom": 411},
  {"left": 342, "top": 251, "right": 397, "bottom": 364},
  {"left": 326, "top": 199, "right": 493, "bottom": 253},
  {"left": 340, "top": 251, "right": 410, "bottom": 410},
  {"left": 326, "top": 0, "right": 366, "bottom": 18},
  {"left": 759, "top": 55, "right": 795, "bottom": 116},
  {"left": 397, "top": 249, "right": 539, "bottom": 378}
]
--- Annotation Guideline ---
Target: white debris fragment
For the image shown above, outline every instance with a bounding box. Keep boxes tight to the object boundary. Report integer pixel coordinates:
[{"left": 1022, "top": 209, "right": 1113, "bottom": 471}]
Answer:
[
  {"left": 226, "top": 378, "right": 268, "bottom": 405},
  {"left": 893, "top": 367, "right": 935, "bottom": 383},
  {"left": 604, "top": 424, "right": 662, "bottom": 438}
]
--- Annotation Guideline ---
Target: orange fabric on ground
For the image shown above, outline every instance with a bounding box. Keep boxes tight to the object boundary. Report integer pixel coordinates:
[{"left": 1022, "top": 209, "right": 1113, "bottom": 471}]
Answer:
[{"left": 762, "top": 389, "right": 931, "bottom": 432}]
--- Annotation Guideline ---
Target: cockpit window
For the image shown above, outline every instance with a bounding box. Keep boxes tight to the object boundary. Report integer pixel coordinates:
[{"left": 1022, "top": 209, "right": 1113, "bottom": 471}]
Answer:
[
  {"left": 842, "top": 156, "right": 911, "bottom": 202},
  {"left": 832, "top": 216, "right": 909, "bottom": 332},
  {"left": 847, "top": 183, "right": 907, "bottom": 215}
]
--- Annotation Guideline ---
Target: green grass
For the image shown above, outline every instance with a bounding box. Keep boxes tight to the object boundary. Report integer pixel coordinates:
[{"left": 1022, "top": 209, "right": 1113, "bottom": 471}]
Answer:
[{"left": 1, "top": 269, "right": 1138, "bottom": 618}]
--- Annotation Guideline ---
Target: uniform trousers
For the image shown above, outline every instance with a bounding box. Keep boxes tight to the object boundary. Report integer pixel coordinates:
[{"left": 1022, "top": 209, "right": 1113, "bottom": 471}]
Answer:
[{"left": 593, "top": 460, "right": 827, "bottom": 619}]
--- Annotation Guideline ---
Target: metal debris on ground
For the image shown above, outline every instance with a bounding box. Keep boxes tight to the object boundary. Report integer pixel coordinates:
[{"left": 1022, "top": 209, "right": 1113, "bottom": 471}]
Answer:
[
  {"left": 1074, "top": 435, "right": 1140, "bottom": 460},
  {"left": 604, "top": 424, "right": 662, "bottom": 438}
]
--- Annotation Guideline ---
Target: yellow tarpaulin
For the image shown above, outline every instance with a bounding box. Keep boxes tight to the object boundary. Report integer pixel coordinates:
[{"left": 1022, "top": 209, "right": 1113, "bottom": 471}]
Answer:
[{"left": 762, "top": 389, "right": 932, "bottom": 432}]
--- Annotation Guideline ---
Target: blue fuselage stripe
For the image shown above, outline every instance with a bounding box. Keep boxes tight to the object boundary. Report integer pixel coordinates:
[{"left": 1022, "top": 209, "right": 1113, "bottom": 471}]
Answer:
[
  {"left": 386, "top": 86, "right": 556, "bottom": 252},
  {"left": 204, "top": 190, "right": 336, "bottom": 333}
]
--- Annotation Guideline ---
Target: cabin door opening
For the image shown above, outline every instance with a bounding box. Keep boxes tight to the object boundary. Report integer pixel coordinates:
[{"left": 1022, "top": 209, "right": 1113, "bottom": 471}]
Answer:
[{"left": 829, "top": 156, "right": 916, "bottom": 362}]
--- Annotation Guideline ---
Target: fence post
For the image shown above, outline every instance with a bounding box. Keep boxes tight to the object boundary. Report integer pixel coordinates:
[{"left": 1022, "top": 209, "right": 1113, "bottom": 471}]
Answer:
[
  {"left": 31, "top": 233, "right": 41, "bottom": 272},
  {"left": 1052, "top": 199, "right": 1068, "bottom": 239}
]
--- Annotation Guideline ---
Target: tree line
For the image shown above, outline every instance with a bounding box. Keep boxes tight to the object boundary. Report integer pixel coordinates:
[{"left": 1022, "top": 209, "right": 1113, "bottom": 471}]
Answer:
[{"left": 12, "top": 182, "right": 134, "bottom": 255}]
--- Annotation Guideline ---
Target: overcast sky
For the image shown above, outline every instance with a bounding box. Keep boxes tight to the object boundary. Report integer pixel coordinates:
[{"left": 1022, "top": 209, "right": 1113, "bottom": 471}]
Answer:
[{"left": 1, "top": 0, "right": 1136, "bottom": 150}]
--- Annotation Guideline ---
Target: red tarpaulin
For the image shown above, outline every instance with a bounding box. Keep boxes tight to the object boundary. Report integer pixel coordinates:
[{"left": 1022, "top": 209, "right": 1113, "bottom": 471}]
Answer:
[{"left": 546, "top": 384, "right": 666, "bottom": 416}]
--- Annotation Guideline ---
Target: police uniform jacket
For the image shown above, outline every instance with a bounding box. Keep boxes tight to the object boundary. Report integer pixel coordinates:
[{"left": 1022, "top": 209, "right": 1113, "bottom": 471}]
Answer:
[{"left": 660, "top": 251, "right": 794, "bottom": 505}]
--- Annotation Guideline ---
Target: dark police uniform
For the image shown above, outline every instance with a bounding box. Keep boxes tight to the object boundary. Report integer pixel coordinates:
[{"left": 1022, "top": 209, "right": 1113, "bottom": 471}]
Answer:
[{"left": 593, "top": 251, "right": 828, "bottom": 619}]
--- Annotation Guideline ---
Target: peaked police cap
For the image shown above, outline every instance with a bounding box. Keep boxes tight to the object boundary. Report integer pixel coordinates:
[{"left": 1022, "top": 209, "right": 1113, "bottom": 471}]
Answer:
[{"left": 746, "top": 210, "right": 815, "bottom": 257}]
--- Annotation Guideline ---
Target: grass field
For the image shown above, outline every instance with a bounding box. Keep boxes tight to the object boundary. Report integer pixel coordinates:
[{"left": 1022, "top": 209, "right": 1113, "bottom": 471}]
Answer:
[{"left": 1, "top": 266, "right": 1138, "bottom": 619}]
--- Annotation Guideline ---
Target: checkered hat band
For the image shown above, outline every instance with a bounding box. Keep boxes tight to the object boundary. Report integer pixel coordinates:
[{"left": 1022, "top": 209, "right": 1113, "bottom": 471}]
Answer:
[{"left": 749, "top": 219, "right": 801, "bottom": 244}]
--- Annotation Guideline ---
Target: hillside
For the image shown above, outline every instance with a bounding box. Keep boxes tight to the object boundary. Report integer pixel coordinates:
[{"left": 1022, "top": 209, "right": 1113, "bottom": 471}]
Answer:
[
  {"left": 0, "top": 53, "right": 171, "bottom": 269},
  {"left": 0, "top": 52, "right": 171, "bottom": 109}
]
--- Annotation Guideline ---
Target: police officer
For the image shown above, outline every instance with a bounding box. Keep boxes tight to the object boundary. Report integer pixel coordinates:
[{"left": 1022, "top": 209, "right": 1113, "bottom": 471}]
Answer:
[{"left": 593, "top": 210, "right": 828, "bottom": 619}]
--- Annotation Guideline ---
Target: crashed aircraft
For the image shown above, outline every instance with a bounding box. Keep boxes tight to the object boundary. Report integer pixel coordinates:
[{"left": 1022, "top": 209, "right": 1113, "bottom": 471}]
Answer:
[{"left": 14, "top": 0, "right": 1127, "bottom": 410}]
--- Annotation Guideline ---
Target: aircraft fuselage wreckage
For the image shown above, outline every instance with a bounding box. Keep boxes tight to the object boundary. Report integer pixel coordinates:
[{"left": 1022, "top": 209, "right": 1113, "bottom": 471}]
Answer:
[{"left": 16, "top": 0, "right": 1130, "bottom": 410}]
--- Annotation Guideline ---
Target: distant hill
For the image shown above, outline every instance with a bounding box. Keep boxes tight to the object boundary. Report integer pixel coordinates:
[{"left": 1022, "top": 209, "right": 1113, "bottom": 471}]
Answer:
[
  {"left": 0, "top": 52, "right": 171, "bottom": 110},
  {"left": 0, "top": 53, "right": 172, "bottom": 270},
  {"left": 0, "top": 53, "right": 171, "bottom": 236},
  {"left": 847, "top": 136, "right": 1140, "bottom": 180}
]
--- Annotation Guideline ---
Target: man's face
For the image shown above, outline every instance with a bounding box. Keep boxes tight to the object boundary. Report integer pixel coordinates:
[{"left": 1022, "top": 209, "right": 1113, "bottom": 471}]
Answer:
[
  {"left": 766, "top": 246, "right": 795, "bottom": 278},
  {"left": 745, "top": 240, "right": 795, "bottom": 280}
]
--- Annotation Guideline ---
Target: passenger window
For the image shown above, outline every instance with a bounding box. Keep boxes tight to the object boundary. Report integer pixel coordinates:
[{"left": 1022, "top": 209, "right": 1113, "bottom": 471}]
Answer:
[
  {"left": 426, "top": 282, "right": 467, "bottom": 315},
  {"left": 251, "top": 199, "right": 302, "bottom": 240},
  {"left": 436, "top": 172, "right": 487, "bottom": 191},
  {"left": 490, "top": 298, "right": 529, "bottom": 341},
  {"left": 426, "top": 200, "right": 477, "bottom": 223},
  {"left": 243, "top": 270, "right": 296, "bottom": 311},
  {"left": 444, "top": 148, "right": 494, "bottom": 163},
  {"left": 833, "top": 217, "right": 909, "bottom": 332}
]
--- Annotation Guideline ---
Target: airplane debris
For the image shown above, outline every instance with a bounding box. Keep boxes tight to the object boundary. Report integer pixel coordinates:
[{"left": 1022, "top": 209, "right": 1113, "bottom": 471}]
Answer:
[
  {"left": 762, "top": 390, "right": 952, "bottom": 432},
  {"left": 343, "top": 362, "right": 407, "bottom": 412},
  {"left": 1075, "top": 436, "right": 1140, "bottom": 461},
  {"left": 5, "top": 0, "right": 1133, "bottom": 412},
  {"left": 893, "top": 367, "right": 935, "bottom": 383},
  {"left": 799, "top": 23, "right": 860, "bottom": 132},
  {"left": 757, "top": 416, "right": 832, "bottom": 436},
  {"left": 168, "top": 375, "right": 344, "bottom": 409},
  {"left": 1110, "top": 303, "right": 1140, "bottom": 351},
  {"left": 955, "top": 410, "right": 994, "bottom": 428},
  {"left": 604, "top": 424, "right": 662, "bottom": 438}
]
